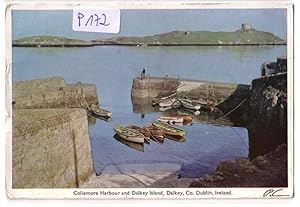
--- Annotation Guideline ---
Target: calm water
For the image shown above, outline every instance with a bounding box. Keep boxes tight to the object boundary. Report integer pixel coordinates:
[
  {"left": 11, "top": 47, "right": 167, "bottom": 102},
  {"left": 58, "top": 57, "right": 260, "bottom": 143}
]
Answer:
[{"left": 13, "top": 45, "right": 286, "bottom": 177}]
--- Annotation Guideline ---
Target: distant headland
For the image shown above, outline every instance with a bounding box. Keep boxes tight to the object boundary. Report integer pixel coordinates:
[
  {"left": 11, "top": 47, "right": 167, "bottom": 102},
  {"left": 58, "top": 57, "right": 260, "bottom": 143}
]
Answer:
[{"left": 13, "top": 24, "right": 286, "bottom": 47}]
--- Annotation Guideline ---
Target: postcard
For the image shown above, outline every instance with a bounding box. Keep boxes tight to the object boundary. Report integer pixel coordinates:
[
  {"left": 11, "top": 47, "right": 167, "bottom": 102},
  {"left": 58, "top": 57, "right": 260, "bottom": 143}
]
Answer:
[{"left": 5, "top": 0, "right": 294, "bottom": 199}]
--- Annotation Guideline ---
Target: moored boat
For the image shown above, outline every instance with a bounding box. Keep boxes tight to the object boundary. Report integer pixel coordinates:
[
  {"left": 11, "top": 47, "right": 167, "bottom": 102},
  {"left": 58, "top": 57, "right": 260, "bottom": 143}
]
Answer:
[
  {"left": 179, "top": 114, "right": 193, "bottom": 122},
  {"left": 113, "top": 134, "right": 144, "bottom": 152},
  {"left": 183, "top": 108, "right": 201, "bottom": 115},
  {"left": 157, "top": 116, "right": 184, "bottom": 124},
  {"left": 159, "top": 114, "right": 193, "bottom": 123},
  {"left": 171, "top": 100, "right": 182, "bottom": 109},
  {"left": 159, "top": 98, "right": 176, "bottom": 107},
  {"left": 159, "top": 106, "right": 173, "bottom": 112},
  {"left": 152, "top": 121, "right": 186, "bottom": 137},
  {"left": 179, "top": 99, "right": 201, "bottom": 110},
  {"left": 152, "top": 92, "right": 177, "bottom": 106},
  {"left": 144, "top": 124, "right": 165, "bottom": 143},
  {"left": 127, "top": 125, "right": 151, "bottom": 143},
  {"left": 159, "top": 92, "right": 177, "bottom": 100},
  {"left": 113, "top": 125, "right": 145, "bottom": 144},
  {"left": 90, "top": 105, "right": 112, "bottom": 118}
]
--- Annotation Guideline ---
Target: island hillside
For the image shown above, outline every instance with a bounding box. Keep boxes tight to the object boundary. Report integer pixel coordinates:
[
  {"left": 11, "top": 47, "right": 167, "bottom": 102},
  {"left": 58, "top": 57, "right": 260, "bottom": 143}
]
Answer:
[
  {"left": 13, "top": 35, "right": 93, "bottom": 47},
  {"left": 13, "top": 24, "right": 286, "bottom": 47}
]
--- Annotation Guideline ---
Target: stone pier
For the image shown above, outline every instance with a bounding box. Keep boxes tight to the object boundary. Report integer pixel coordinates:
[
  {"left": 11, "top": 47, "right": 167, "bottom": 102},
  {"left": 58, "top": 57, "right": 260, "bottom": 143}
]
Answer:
[
  {"left": 131, "top": 77, "right": 250, "bottom": 113},
  {"left": 13, "top": 76, "right": 99, "bottom": 109}
]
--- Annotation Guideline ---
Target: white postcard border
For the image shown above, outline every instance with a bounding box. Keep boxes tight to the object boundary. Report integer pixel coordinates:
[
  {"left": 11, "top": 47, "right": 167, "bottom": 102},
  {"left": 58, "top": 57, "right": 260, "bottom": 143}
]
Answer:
[{"left": 5, "top": 0, "right": 294, "bottom": 199}]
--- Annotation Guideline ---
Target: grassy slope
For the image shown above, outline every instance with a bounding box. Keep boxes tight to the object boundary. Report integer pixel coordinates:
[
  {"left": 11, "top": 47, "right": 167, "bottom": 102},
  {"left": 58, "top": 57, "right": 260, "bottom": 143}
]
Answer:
[
  {"left": 13, "top": 35, "right": 90, "bottom": 44},
  {"left": 103, "top": 29, "right": 286, "bottom": 44}
]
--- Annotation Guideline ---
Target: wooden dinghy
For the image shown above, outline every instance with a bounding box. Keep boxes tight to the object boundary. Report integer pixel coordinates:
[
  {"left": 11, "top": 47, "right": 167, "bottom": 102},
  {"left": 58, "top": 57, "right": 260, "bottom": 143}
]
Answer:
[
  {"left": 152, "top": 92, "right": 177, "bottom": 106},
  {"left": 113, "top": 125, "right": 145, "bottom": 144},
  {"left": 183, "top": 108, "right": 201, "bottom": 115},
  {"left": 159, "top": 98, "right": 176, "bottom": 107},
  {"left": 113, "top": 134, "right": 144, "bottom": 152},
  {"left": 159, "top": 106, "right": 173, "bottom": 112},
  {"left": 179, "top": 99, "right": 201, "bottom": 110},
  {"left": 157, "top": 116, "right": 184, "bottom": 124},
  {"left": 152, "top": 121, "right": 186, "bottom": 137},
  {"left": 159, "top": 92, "right": 177, "bottom": 100},
  {"left": 90, "top": 105, "right": 112, "bottom": 118},
  {"left": 143, "top": 124, "right": 165, "bottom": 143},
  {"left": 127, "top": 125, "right": 151, "bottom": 144},
  {"left": 159, "top": 114, "right": 193, "bottom": 124}
]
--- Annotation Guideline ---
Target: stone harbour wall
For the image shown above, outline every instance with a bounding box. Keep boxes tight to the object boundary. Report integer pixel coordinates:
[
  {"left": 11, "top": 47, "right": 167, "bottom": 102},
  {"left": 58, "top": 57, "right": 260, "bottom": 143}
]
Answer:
[
  {"left": 13, "top": 76, "right": 99, "bottom": 110},
  {"left": 12, "top": 108, "right": 94, "bottom": 188}
]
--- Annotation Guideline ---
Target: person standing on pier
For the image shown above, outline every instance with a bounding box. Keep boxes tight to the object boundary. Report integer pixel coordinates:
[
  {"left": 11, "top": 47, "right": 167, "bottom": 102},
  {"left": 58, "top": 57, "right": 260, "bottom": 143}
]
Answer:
[{"left": 141, "top": 68, "right": 146, "bottom": 79}]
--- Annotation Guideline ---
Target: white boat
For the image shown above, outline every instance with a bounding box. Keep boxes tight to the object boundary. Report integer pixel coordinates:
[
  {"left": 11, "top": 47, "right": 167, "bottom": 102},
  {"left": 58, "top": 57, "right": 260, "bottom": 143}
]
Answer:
[
  {"left": 159, "top": 106, "right": 173, "bottom": 112},
  {"left": 179, "top": 99, "right": 201, "bottom": 110},
  {"left": 159, "top": 98, "right": 176, "bottom": 107},
  {"left": 157, "top": 116, "right": 184, "bottom": 124}
]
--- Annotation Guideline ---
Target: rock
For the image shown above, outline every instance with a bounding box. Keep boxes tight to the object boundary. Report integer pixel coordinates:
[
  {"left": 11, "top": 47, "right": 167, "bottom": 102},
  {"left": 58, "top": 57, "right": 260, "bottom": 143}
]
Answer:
[
  {"left": 216, "top": 161, "right": 238, "bottom": 176},
  {"left": 235, "top": 157, "right": 259, "bottom": 174},
  {"left": 252, "top": 156, "right": 270, "bottom": 169}
]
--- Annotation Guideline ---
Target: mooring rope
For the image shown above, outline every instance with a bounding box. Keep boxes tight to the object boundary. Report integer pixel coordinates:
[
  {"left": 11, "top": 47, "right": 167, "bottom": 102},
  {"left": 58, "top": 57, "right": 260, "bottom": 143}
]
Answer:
[{"left": 215, "top": 96, "right": 249, "bottom": 121}]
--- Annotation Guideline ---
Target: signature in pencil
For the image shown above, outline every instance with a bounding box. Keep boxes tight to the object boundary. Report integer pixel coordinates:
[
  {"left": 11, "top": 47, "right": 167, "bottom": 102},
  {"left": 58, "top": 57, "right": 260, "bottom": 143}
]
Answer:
[{"left": 263, "top": 189, "right": 289, "bottom": 197}]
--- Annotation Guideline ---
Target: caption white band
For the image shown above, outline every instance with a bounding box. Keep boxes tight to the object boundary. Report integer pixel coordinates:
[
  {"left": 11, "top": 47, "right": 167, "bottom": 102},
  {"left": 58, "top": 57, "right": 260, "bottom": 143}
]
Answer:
[{"left": 72, "top": 8, "right": 120, "bottom": 33}]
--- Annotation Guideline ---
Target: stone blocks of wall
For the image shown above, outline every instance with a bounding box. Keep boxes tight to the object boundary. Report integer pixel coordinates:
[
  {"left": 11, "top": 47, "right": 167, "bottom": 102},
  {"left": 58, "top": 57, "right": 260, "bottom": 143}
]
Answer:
[{"left": 12, "top": 108, "right": 94, "bottom": 188}]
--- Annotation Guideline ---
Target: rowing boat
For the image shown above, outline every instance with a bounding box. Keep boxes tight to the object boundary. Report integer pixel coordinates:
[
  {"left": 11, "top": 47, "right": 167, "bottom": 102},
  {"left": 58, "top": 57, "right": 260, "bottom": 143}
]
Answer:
[
  {"left": 159, "top": 98, "right": 176, "bottom": 107},
  {"left": 179, "top": 99, "right": 201, "bottom": 110},
  {"left": 157, "top": 116, "right": 184, "bottom": 124},
  {"left": 143, "top": 124, "right": 165, "bottom": 143},
  {"left": 183, "top": 108, "right": 201, "bottom": 115},
  {"left": 90, "top": 106, "right": 112, "bottom": 118},
  {"left": 159, "top": 92, "right": 177, "bottom": 100},
  {"left": 159, "top": 114, "right": 193, "bottom": 123},
  {"left": 113, "top": 134, "right": 144, "bottom": 152},
  {"left": 127, "top": 125, "right": 151, "bottom": 143},
  {"left": 159, "top": 106, "right": 173, "bottom": 112},
  {"left": 152, "top": 121, "right": 186, "bottom": 137},
  {"left": 113, "top": 125, "right": 145, "bottom": 144}
]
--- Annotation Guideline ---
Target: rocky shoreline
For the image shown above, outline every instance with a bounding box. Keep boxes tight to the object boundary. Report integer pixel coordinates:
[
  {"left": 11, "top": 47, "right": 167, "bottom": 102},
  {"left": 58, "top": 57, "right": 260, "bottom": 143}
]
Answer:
[{"left": 190, "top": 144, "right": 287, "bottom": 187}]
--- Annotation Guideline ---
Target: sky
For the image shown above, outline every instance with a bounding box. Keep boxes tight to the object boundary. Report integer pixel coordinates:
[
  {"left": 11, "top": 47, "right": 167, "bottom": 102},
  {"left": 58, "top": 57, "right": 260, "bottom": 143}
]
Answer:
[{"left": 12, "top": 9, "right": 287, "bottom": 40}]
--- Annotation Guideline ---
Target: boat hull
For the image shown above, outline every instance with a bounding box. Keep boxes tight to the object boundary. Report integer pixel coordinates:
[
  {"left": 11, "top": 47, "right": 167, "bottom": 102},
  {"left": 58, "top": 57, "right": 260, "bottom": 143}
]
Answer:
[
  {"left": 158, "top": 117, "right": 184, "bottom": 124},
  {"left": 152, "top": 121, "right": 186, "bottom": 137},
  {"left": 113, "top": 125, "right": 145, "bottom": 144},
  {"left": 113, "top": 134, "right": 144, "bottom": 152},
  {"left": 159, "top": 98, "right": 176, "bottom": 107},
  {"left": 116, "top": 133, "right": 145, "bottom": 144}
]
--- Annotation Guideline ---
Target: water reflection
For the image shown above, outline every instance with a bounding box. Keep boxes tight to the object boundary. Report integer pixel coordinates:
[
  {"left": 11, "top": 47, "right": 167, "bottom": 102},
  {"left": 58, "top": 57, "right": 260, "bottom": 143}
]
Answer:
[
  {"left": 131, "top": 97, "right": 156, "bottom": 114},
  {"left": 88, "top": 114, "right": 112, "bottom": 126},
  {"left": 165, "top": 134, "right": 186, "bottom": 143},
  {"left": 87, "top": 115, "right": 96, "bottom": 125},
  {"left": 132, "top": 96, "right": 234, "bottom": 126}
]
